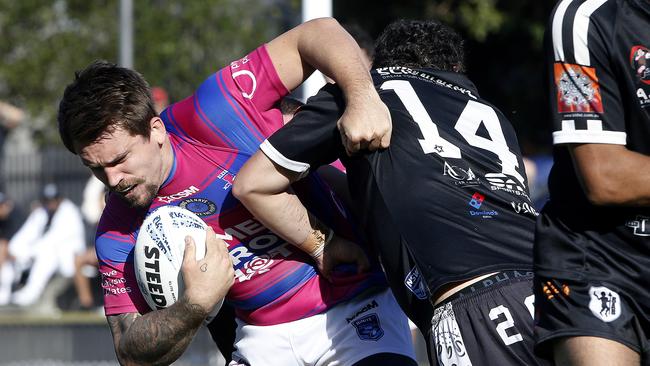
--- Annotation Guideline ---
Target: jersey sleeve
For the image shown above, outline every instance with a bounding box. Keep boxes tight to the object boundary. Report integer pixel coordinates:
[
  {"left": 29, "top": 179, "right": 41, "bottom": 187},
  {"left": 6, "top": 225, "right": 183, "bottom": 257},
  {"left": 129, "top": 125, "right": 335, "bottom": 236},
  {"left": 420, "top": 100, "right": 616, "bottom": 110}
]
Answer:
[
  {"left": 260, "top": 84, "right": 345, "bottom": 178},
  {"left": 547, "top": 0, "right": 626, "bottom": 145},
  {"left": 162, "top": 45, "right": 289, "bottom": 154},
  {"left": 96, "top": 196, "right": 150, "bottom": 316}
]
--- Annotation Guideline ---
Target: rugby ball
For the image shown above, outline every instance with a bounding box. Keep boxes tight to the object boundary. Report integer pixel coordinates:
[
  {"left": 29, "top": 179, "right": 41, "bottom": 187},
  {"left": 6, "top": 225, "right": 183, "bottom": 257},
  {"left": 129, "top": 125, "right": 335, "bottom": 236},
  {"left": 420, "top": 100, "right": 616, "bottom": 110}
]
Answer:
[{"left": 134, "top": 205, "right": 222, "bottom": 323}]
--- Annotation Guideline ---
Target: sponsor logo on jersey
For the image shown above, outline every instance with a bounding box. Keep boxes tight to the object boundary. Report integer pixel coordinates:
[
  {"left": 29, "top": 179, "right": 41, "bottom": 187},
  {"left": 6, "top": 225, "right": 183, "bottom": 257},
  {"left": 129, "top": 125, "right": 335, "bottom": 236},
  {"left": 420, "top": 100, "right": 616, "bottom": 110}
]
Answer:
[
  {"left": 224, "top": 218, "right": 294, "bottom": 283},
  {"left": 625, "top": 216, "right": 650, "bottom": 236},
  {"left": 636, "top": 87, "right": 650, "bottom": 108},
  {"left": 630, "top": 45, "right": 650, "bottom": 85},
  {"left": 554, "top": 63, "right": 604, "bottom": 114},
  {"left": 404, "top": 267, "right": 428, "bottom": 300},
  {"left": 218, "top": 169, "right": 236, "bottom": 190},
  {"left": 468, "top": 192, "right": 498, "bottom": 218},
  {"left": 179, "top": 198, "right": 217, "bottom": 217},
  {"left": 469, "top": 192, "right": 485, "bottom": 209},
  {"left": 352, "top": 314, "right": 384, "bottom": 341},
  {"left": 346, "top": 300, "right": 379, "bottom": 323},
  {"left": 631, "top": 46, "right": 650, "bottom": 107},
  {"left": 485, "top": 173, "right": 529, "bottom": 199},
  {"left": 376, "top": 66, "right": 478, "bottom": 99},
  {"left": 231, "top": 55, "right": 257, "bottom": 99},
  {"left": 443, "top": 162, "right": 480, "bottom": 187},
  {"left": 157, "top": 185, "right": 200, "bottom": 203},
  {"left": 589, "top": 286, "right": 622, "bottom": 322},
  {"left": 510, "top": 201, "right": 538, "bottom": 216},
  {"left": 101, "top": 269, "right": 132, "bottom": 296}
]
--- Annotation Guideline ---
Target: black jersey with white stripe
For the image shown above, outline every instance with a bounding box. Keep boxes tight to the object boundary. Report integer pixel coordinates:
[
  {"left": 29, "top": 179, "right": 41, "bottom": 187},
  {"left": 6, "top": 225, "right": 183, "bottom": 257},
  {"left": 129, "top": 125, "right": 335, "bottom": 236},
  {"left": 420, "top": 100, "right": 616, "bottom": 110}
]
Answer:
[
  {"left": 261, "top": 68, "right": 536, "bottom": 301},
  {"left": 545, "top": 0, "right": 650, "bottom": 223}
]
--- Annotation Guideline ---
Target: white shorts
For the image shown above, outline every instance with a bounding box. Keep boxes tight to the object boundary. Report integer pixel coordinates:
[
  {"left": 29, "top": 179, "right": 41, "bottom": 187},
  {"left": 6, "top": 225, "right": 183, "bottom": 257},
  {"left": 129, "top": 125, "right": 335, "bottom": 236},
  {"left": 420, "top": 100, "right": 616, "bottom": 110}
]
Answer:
[{"left": 229, "top": 288, "right": 416, "bottom": 366}]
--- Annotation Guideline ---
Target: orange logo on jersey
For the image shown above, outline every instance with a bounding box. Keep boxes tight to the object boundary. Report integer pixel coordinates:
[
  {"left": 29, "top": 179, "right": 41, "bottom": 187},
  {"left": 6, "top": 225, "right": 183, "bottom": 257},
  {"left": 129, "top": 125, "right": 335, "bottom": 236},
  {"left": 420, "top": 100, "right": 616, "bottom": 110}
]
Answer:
[
  {"left": 554, "top": 63, "right": 604, "bottom": 113},
  {"left": 542, "top": 280, "right": 571, "bottom": 300}
]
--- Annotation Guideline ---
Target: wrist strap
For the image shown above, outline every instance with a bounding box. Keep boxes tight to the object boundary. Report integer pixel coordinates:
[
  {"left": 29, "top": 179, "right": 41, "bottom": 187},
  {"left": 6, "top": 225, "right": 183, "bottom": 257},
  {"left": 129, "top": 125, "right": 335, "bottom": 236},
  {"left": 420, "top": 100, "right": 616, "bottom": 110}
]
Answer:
[{"left": 307, "top": 226, "right": 334, "bottom": 259}]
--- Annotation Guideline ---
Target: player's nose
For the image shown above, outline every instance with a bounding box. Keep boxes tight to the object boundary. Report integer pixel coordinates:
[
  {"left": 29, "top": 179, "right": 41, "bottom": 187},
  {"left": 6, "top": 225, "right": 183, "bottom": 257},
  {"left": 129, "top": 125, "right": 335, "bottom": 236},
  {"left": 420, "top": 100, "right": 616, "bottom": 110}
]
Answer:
[{"left": 104, "top": 166, "right": 124, "bottom": 189}]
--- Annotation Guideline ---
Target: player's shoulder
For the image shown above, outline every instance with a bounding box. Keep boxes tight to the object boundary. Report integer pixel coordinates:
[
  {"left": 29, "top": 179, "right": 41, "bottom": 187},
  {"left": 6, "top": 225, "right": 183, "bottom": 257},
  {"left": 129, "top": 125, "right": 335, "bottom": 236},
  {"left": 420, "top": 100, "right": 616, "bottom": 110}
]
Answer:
[
  {"left": 97, "top": 193, "right": 142, "bottom": 235},
  {"left": 550, "top": 0, "right": 619, "bottom": 38}
]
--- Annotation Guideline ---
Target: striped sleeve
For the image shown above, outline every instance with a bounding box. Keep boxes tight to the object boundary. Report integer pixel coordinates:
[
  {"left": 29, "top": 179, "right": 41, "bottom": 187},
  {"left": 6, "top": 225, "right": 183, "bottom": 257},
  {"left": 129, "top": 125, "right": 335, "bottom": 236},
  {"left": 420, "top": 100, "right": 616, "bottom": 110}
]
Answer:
[
  {"left": 162, "top": 46, "right": 288, "bottom": 154},
  {"left": 96, "top": 195, "right": 150, "bottom": 316},
  {"left": 546, "top": 0, "right": 627, "bottom": 145}
]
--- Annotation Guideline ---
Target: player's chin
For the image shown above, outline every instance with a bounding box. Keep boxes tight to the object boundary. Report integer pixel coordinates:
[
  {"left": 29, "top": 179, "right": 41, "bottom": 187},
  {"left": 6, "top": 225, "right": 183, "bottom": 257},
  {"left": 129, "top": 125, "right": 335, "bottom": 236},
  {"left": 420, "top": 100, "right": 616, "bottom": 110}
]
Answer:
[{"left": 121, "top": 186, "right": 157, "bottom": 209}]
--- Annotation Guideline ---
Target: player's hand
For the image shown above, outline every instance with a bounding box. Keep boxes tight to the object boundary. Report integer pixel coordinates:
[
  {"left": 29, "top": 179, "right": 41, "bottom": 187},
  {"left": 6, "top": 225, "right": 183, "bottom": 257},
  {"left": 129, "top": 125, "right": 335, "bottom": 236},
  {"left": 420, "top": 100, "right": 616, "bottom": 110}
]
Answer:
[
  {"left": 337, "top": 86, "right": 391, "bottom": 155},
  {"left": 182, "top": 227, "right": 234, "bottom": 315},
  {"left": 314, "top": 234, "right": 370, "bottom": 281}
]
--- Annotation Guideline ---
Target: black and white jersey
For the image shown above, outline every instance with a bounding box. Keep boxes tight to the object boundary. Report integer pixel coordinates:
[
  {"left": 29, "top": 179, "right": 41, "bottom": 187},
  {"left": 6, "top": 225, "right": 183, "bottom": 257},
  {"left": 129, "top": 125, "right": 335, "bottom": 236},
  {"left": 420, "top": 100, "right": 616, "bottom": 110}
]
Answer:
[
  {"left": 544, "top": 0, "right": 650, "bottom": 233},
  {"left": 261, "top": 68, "right": 536, "bottom": 307}
]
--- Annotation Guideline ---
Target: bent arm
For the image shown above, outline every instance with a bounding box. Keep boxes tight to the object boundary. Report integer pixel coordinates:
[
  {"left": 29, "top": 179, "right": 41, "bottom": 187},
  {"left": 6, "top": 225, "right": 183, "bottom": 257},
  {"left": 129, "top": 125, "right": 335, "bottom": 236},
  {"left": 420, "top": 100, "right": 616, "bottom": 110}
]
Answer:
[
  {"left": 106, "top": 229, "right": 234, "bottom": 365},
  {"left": 233, "top": 151, "right": 328, "bottom": 257},
  {"left": 570, "top": 143, "right": 650, "bottom": 206},
  {"left": 266, "top": 17, "right": 372, "bottom": 95},
  {"left": 234, "top": 152, "right": 369, "bottom": 277},
  {"left": 266, "top": 17, "right": 391, "bottom": 153}
]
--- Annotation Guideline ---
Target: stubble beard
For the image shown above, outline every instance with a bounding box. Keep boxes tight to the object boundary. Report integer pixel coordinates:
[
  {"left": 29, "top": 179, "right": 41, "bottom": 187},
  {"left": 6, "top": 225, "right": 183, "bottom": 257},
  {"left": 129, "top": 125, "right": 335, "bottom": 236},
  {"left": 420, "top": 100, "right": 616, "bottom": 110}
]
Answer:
[{"left": 119, "top": 182, "right": 159, "bottom": 210}]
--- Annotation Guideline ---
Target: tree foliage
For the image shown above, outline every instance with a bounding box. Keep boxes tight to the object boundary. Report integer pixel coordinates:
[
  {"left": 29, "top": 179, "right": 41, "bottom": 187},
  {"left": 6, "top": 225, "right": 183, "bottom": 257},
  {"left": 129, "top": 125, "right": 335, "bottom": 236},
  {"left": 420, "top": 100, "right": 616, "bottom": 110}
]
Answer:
[{"left": 0, "top": 0, "right": 295, "bottom": 145}]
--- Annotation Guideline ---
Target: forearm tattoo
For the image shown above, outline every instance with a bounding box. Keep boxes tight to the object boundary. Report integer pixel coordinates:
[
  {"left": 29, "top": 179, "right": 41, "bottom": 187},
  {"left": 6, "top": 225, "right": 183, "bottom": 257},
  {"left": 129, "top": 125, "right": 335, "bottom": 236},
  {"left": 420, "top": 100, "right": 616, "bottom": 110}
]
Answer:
[{"left": 108, "top": 298, "right": 207, "bottom": 365}]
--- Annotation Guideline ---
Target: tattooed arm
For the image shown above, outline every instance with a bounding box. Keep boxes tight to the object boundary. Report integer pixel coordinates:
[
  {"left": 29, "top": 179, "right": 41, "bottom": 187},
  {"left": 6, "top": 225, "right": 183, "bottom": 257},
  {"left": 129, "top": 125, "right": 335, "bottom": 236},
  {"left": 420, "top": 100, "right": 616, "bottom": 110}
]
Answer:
[
  {"left": 107, "top": 228, "right": 234, "bottom": 365},
  {"left": 107, "top": 299, "right": 206, "bottom": 365}
]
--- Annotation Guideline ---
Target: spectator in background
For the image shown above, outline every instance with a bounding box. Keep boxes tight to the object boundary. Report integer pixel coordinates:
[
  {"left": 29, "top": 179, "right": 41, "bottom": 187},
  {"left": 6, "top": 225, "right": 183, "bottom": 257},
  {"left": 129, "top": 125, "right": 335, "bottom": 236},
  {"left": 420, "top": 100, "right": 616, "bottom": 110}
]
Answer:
[
  {"left": 8, "top": 183, "right": 85, "bottom": 309},
  {"left": 0, "top": 101, "right": 25, "bottom": 190},
  {"left": 72, "top": 176, "right": 105, "bottom": 309},
  {"left": 0, "top": 192, "right": 25, "bottom": 305}
]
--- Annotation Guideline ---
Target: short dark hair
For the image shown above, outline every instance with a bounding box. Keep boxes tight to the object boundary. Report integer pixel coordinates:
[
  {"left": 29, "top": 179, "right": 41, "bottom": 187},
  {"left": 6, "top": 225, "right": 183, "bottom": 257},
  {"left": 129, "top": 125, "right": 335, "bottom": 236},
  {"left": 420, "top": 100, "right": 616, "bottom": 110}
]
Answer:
[
  {"left": 58, "top": 60, "right": 157, "bottom": 153},
  {"left": 373, "top": 19, "right": 465, "bottom": 72}
]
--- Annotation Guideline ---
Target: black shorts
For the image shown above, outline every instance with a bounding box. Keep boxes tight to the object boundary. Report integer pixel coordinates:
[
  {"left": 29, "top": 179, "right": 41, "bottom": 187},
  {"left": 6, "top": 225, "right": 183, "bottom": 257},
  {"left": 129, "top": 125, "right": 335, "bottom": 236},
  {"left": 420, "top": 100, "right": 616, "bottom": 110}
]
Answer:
[
  {"left": 534, "top": 206, "right": 650, "bottom": 361},
  {"left": 429, "top": 271, "right": 550, "bottom": 366}
]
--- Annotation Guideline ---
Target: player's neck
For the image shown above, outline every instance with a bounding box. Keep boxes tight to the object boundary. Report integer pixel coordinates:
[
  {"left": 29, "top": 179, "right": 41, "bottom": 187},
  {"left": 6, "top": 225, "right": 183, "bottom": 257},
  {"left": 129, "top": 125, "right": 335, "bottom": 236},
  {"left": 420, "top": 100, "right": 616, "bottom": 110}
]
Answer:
[{"left": 160, "top": 134, "right": 174, "bottom": 186}]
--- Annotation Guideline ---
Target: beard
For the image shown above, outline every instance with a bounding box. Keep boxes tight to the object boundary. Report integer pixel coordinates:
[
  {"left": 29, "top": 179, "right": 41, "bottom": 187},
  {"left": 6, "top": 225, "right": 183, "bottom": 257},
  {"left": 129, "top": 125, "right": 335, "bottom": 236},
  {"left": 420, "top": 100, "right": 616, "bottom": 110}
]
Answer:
[{"left": 114, "top": 179, "right": 159, "bottom": 210}]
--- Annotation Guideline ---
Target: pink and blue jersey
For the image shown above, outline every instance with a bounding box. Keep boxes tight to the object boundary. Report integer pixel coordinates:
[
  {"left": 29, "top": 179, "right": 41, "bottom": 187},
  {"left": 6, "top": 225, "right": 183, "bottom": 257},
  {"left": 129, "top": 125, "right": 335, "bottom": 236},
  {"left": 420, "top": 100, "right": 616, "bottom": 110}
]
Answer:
[{"left": 96, "top": 46, "right": 386, "bottom": 325}]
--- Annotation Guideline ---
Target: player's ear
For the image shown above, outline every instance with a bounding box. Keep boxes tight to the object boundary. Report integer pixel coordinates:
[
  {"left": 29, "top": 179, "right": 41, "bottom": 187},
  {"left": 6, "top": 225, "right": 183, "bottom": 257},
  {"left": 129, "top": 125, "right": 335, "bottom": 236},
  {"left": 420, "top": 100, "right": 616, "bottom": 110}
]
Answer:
[{"left": 149, "top": 117, "right": 167, "bottom": 145}]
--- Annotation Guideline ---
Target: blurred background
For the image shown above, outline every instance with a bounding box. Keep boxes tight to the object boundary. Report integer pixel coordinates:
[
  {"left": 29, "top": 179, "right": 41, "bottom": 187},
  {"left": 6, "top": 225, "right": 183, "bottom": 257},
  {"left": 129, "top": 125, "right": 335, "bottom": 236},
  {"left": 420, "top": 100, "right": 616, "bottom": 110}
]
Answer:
[{"left": 0, "top": 0, "right": 555, "bottom": 364}]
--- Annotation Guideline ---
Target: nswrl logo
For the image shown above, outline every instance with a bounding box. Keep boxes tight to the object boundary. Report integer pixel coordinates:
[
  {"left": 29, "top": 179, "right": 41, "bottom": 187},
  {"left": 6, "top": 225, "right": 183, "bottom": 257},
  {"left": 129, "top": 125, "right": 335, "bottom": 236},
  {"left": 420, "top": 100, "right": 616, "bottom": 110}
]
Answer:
[{"left": 352, "top": 314, "right": 384, "bottom": 341}]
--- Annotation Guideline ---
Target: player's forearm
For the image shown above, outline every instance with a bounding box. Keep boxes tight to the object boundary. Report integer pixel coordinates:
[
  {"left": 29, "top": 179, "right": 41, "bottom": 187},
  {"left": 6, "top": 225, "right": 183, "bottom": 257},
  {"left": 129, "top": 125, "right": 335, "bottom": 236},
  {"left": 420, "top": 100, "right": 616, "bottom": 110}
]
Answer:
[
  {"left": 115, "top": 297, "right": 206, "bottom": 365},
  {"left": 233, "top": 152, "right": 328, "bottom": 256},
  {"left": 240, "top": 188, "right": 329, "bottom": 256},
  {"left": 571, "top": 143, "right": 650, "bottom": 206}
]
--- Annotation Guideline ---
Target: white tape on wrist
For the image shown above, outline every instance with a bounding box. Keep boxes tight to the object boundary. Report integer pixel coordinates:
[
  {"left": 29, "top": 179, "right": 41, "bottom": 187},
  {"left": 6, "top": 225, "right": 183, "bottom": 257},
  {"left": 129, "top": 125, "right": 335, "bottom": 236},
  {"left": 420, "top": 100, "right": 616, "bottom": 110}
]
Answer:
[{"left": 308, "top": 227, "right": 334, "bottom": 259}]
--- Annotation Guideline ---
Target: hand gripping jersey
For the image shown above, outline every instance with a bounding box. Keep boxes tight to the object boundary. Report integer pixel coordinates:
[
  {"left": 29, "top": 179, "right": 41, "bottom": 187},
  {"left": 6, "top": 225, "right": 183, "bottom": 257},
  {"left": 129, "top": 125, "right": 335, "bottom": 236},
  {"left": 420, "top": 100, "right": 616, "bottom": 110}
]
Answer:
[
  {"left": 96, "top": 46, "right": 386, "bottom": 325},
  {"left": 261, "top": 67, "right": 536, "bottom": 324},
  {"left": 540, "top": 0, "right": 650, "bottom": 271}
]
